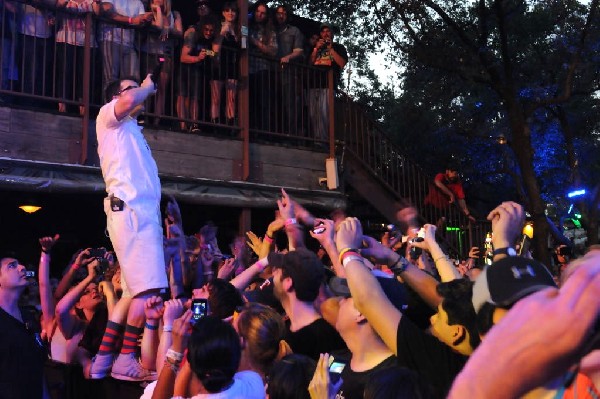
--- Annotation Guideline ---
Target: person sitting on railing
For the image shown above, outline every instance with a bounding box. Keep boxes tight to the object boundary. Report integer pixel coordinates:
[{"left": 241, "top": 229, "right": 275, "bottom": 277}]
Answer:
[
  {"left": 248, "top": 1, "right": 277, "bottom": 132},
  {"left": 308, "top": 22, "right": 347, "bottom": 143},
  {"left": 140, "top": 0, "right": 182, "bottom": 126},
  {"left": 423, "top": 163, "right": 476, "bottom": 225},
  {"left": 178, "top": 15, "right": 217, "bottom": 132},
  {"left": 55, "top": 0, "right": 100, "bottom": 115},
  {"left": 274, "top": 4, "right": 304, "bottom": 135},
  {"left": 98, "top": 0, "right": 153, "bottom": 89},
  {"left": 211, "top": 1, "right": 240, "bottom": 127}
]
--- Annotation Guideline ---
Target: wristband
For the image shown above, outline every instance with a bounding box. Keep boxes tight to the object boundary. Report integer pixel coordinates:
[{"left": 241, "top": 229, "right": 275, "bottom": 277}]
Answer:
[
  {"left": 389, "top": 256, "right": 409, "bottom": 275},
  {"left": 340, "top": 251, "right": 360, "bottom": 264},
  {"left": 71, "top": 263, "right": 81, "bottom": 270},
  {"left": 342, "top": 255, "right": 363, "bottom": 268},
  {"left": 263, "top": 234, "right": 274, "bottom": 244},
  {"left": 284, "top": 218, "right": 297, "bottom": 227},
  {"left": 166, "top": 348, "right": 184, "bottom": 362},
  {"left": 434, "top": 255, "right": 448, "bottom": 263},
  {"left": 338, "top": 248, "right": 359, "bottom": 263},
  {"left": 128, "top": 16, "right": 133, "bottom": 24},
  {"left": 163, "top": 325, "right": 173, "bottom": 332},
  {"left": 144, "top": 322, "right": 158, "bottom": 330},
  {"left": 164, "top": 357, "right": 181, "bottom": 374},
  {"left": 255, "top": 257, "right": 269, "bottom": 271}
]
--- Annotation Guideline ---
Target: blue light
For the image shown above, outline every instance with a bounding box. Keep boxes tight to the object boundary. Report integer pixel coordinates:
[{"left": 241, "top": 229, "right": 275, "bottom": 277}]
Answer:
[
  {"left": 567, "top": 204, "right": 573, "bottom": 214},
  {"left": 567, "top": 189, "right": 586, "bottom": 198}
]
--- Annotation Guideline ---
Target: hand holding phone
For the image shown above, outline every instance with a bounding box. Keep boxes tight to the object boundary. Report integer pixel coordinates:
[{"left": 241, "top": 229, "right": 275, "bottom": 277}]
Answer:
[{"left": 191, "top": 298, "right": 208, "bottom": 324}]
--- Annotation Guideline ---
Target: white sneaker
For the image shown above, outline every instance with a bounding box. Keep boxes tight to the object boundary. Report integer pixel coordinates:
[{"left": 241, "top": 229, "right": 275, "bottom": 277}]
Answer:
[
  {"left": 110, "top": 353, "right": 157, "bottom": 382},
  {"left": 89, "top": 352, "right": 115, "bottom": 379}
]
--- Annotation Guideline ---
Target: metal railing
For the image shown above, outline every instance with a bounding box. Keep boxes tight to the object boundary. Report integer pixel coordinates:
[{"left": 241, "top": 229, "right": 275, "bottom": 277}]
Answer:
[{"left": 334, "top": 93, "right": 490, "bottom": 257}]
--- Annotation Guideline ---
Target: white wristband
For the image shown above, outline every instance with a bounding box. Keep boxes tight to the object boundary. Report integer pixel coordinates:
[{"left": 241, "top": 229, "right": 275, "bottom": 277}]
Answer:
[
  {"left": 342, "top": 255, "right": 363, "bottom": 268},
  {"left": 163, "top": 325, "right": 173, "bottom": 332}
]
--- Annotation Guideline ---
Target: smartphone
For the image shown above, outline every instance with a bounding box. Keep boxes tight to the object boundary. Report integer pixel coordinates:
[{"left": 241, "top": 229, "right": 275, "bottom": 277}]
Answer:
[
  {"left": 89, "top": 248, "right": 106, "bottom": 258},
  {"left": 150, "top": 57, "right": 165, "bottom": 86},
  {"left": 191, "top": 298, "right": 208, "bottom": 323},
  {"left": 517, "top": 234, "right": 531, "bottom": 256},
  {"left": 328, "top": 356, "right": 346, "bottom": 385}
]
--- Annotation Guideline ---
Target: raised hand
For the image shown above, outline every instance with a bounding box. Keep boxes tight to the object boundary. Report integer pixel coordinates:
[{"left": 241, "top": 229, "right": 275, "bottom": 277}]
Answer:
[
  {"left": 144, "top": 296, "right": 164, "bottom": 321},
  {"left": 39, "top": 234, "right": 60, "bottom": 253}
]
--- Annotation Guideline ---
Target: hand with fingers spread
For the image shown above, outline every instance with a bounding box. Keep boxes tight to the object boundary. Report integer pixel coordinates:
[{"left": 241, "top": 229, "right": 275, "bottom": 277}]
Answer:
[{"left": 245, "top": 231, "right": 262, "bottom": 256}]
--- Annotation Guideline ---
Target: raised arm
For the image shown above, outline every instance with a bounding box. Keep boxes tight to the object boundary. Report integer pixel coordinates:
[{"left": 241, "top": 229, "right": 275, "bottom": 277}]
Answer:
[
  {"left": 113, "top": 74, "right": 156, "bottom": 120},
  {"left": 278, "top": 188, "right": 304, "bottom": 250},
  {"left": 54, "top": 249, "right": 93, "bottom": 300},
  {"left": 409, "top": 224, "right": 461, "bottom": 282},
  {"left": 229, "top": 258, "right": 268, "bottom": 291},
  {"left": 335, "top": 218, "right": 402, "bottom": 355},
  {"left": 55, "top": 261, "right": 98, "bottom": 339},
  {"left": 38, "top": 234, "right": 60, "bottom": 336},
  {"left": 309, "top": 219, "right": 344, "bottom": 277}
]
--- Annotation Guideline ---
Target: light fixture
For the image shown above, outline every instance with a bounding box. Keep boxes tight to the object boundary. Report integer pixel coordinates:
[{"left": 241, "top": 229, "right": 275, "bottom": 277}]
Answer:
[
  {"left": 19, "top": 204, "right": 42, "bottom": 214},
  {"left": 567, "top": 189, "right": 586, "bottom": 198},
  {"left": 19, "top": 198, "right": 42, "bottom": 214}
]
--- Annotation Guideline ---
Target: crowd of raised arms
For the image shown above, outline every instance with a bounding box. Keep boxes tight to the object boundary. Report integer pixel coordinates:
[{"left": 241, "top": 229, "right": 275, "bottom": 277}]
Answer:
[{"left": 1, "top": 189, "right": 599, "bottom": 399}]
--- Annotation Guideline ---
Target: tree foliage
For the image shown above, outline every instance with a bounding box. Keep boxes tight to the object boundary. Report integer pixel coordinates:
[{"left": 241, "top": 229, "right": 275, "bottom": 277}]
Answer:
[{"left": 287, "top": 0, "right": 600, "bottom": 258}]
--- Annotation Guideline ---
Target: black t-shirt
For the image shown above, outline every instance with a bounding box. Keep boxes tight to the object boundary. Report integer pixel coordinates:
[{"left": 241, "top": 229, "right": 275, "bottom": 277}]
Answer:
[
  {"left": 395, "top": 317, "right": 467, "bottom": 399},
  {"left": 285, "top": 317, "right": 347, "bottom": 361},
  {"left": 0, "top": 306, "right": 47, "bottom": 399},
  {"left": 310, "top": 42, "right": 348, "bottom": 89},
  {"left": 335, "top": 354, "right": 397, "bottom": 399}
]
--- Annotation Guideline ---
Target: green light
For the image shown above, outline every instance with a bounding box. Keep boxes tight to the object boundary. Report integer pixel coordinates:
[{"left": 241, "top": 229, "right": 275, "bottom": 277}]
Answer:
[
  {"left": 574, "top": 213, "right": 581, "bottom": 219},
  {"left": 446, "top": 227, "right": 461, "bottom": 231},
  {"left": 572, "top": 219, "right": 581, "bottom": 228}
]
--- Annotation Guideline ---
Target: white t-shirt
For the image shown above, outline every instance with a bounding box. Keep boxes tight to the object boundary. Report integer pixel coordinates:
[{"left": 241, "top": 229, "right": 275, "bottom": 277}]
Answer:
[
  {"left": 96, "top": 98, "right": 161, "bottom": 215},
  {"left": 140, "top": 370, "right": 265, "bottom": 399},
  {"left": 100, "top": 0, "right": 145, "bottom": 46}
]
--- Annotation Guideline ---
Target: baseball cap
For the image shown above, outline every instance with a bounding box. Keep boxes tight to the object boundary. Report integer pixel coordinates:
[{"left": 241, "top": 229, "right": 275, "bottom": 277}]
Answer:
[
  {"left": 320, "top": 22, "right": 333, "bottom": 31},
  {"left": 268, "top": 248, "right": 325, "bottom": 302},
  {"left": 472, "top": 256, "right": 556, "bottom": 313},
  {"left": 329, "top": 275, "right": 408, "bottom": 312}
]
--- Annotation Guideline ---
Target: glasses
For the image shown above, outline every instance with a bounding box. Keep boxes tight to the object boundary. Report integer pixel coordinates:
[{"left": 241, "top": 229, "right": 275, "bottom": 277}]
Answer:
[{"left": 117, "top": 85, "right": 138, "bottom": 95}]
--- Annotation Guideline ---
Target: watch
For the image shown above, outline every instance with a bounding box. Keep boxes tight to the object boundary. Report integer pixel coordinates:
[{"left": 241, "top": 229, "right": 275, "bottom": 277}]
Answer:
[{"left": 492, "top": 247, "right": 517, "bottom": 257}]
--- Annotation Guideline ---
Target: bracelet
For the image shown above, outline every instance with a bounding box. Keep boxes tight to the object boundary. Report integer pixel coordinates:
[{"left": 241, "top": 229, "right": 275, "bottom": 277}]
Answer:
[
  {"left": 340, "top": 251, "right": 360, "bottom": 264},
  {"left": 263, "top": 234, "right": 274, "bottom": 244},
  {"left": 128, "top": 16, "right": 133, "bottom": 24},
  {"left": 338, "top": 248, "right": 359, "bottom": 263},
  {"left": 145, "top": 322, "right": 158, "bottom": 330},
  {"left": 284, "top": 218, "right": 297, "bottom": 227},
  {"left": 71, "top": 263, "right": 81, "bottom": 270},
  {"left": 342, "top": 255, "right": 363, "bottom": 268},
  {"left": 164, "top": 357, "right": 181, "bottom": 374},
  {"left": 434, "top": 255, "right": 448, "bottom": 263},
  {"left": 166, "top": 348, "right": 184, "bottom": 362},
  {"left": 163, "top": 325, "right": 173, "bottom": 332},
  {"left": 389, "top": 256, "right": 409, "bottom": 275}
]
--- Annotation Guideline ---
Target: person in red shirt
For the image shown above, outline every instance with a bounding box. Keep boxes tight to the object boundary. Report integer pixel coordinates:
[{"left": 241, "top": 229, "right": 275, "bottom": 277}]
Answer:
[{"left": 424, "top": 167, "right": 475, "bottom": 223}]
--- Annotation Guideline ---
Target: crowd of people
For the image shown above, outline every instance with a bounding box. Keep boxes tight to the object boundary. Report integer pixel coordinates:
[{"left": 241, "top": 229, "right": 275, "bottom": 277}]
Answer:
[
  {"left": 2, "top": 193, "right": 599, "bottom": 398},
  {"left": 0, "top": 0, "right": 348, "bottom": 138}
]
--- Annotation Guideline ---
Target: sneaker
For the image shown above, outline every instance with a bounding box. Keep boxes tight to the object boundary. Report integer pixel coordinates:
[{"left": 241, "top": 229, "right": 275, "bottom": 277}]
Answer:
[
  {"left": 89, "top": 352, "right": 115, "bottom": 379},
  {"left": 111, "top": 353, "right": 157, "bottom": 382}
]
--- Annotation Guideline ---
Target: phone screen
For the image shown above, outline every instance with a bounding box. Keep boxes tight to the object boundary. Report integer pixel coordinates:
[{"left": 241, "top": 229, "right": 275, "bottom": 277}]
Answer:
[
  {"left": 328, "top": 358, "right": 346, "bottom": 384},
  {"left": 192, "top": 299, "right": 208, "bottom": 322}
]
